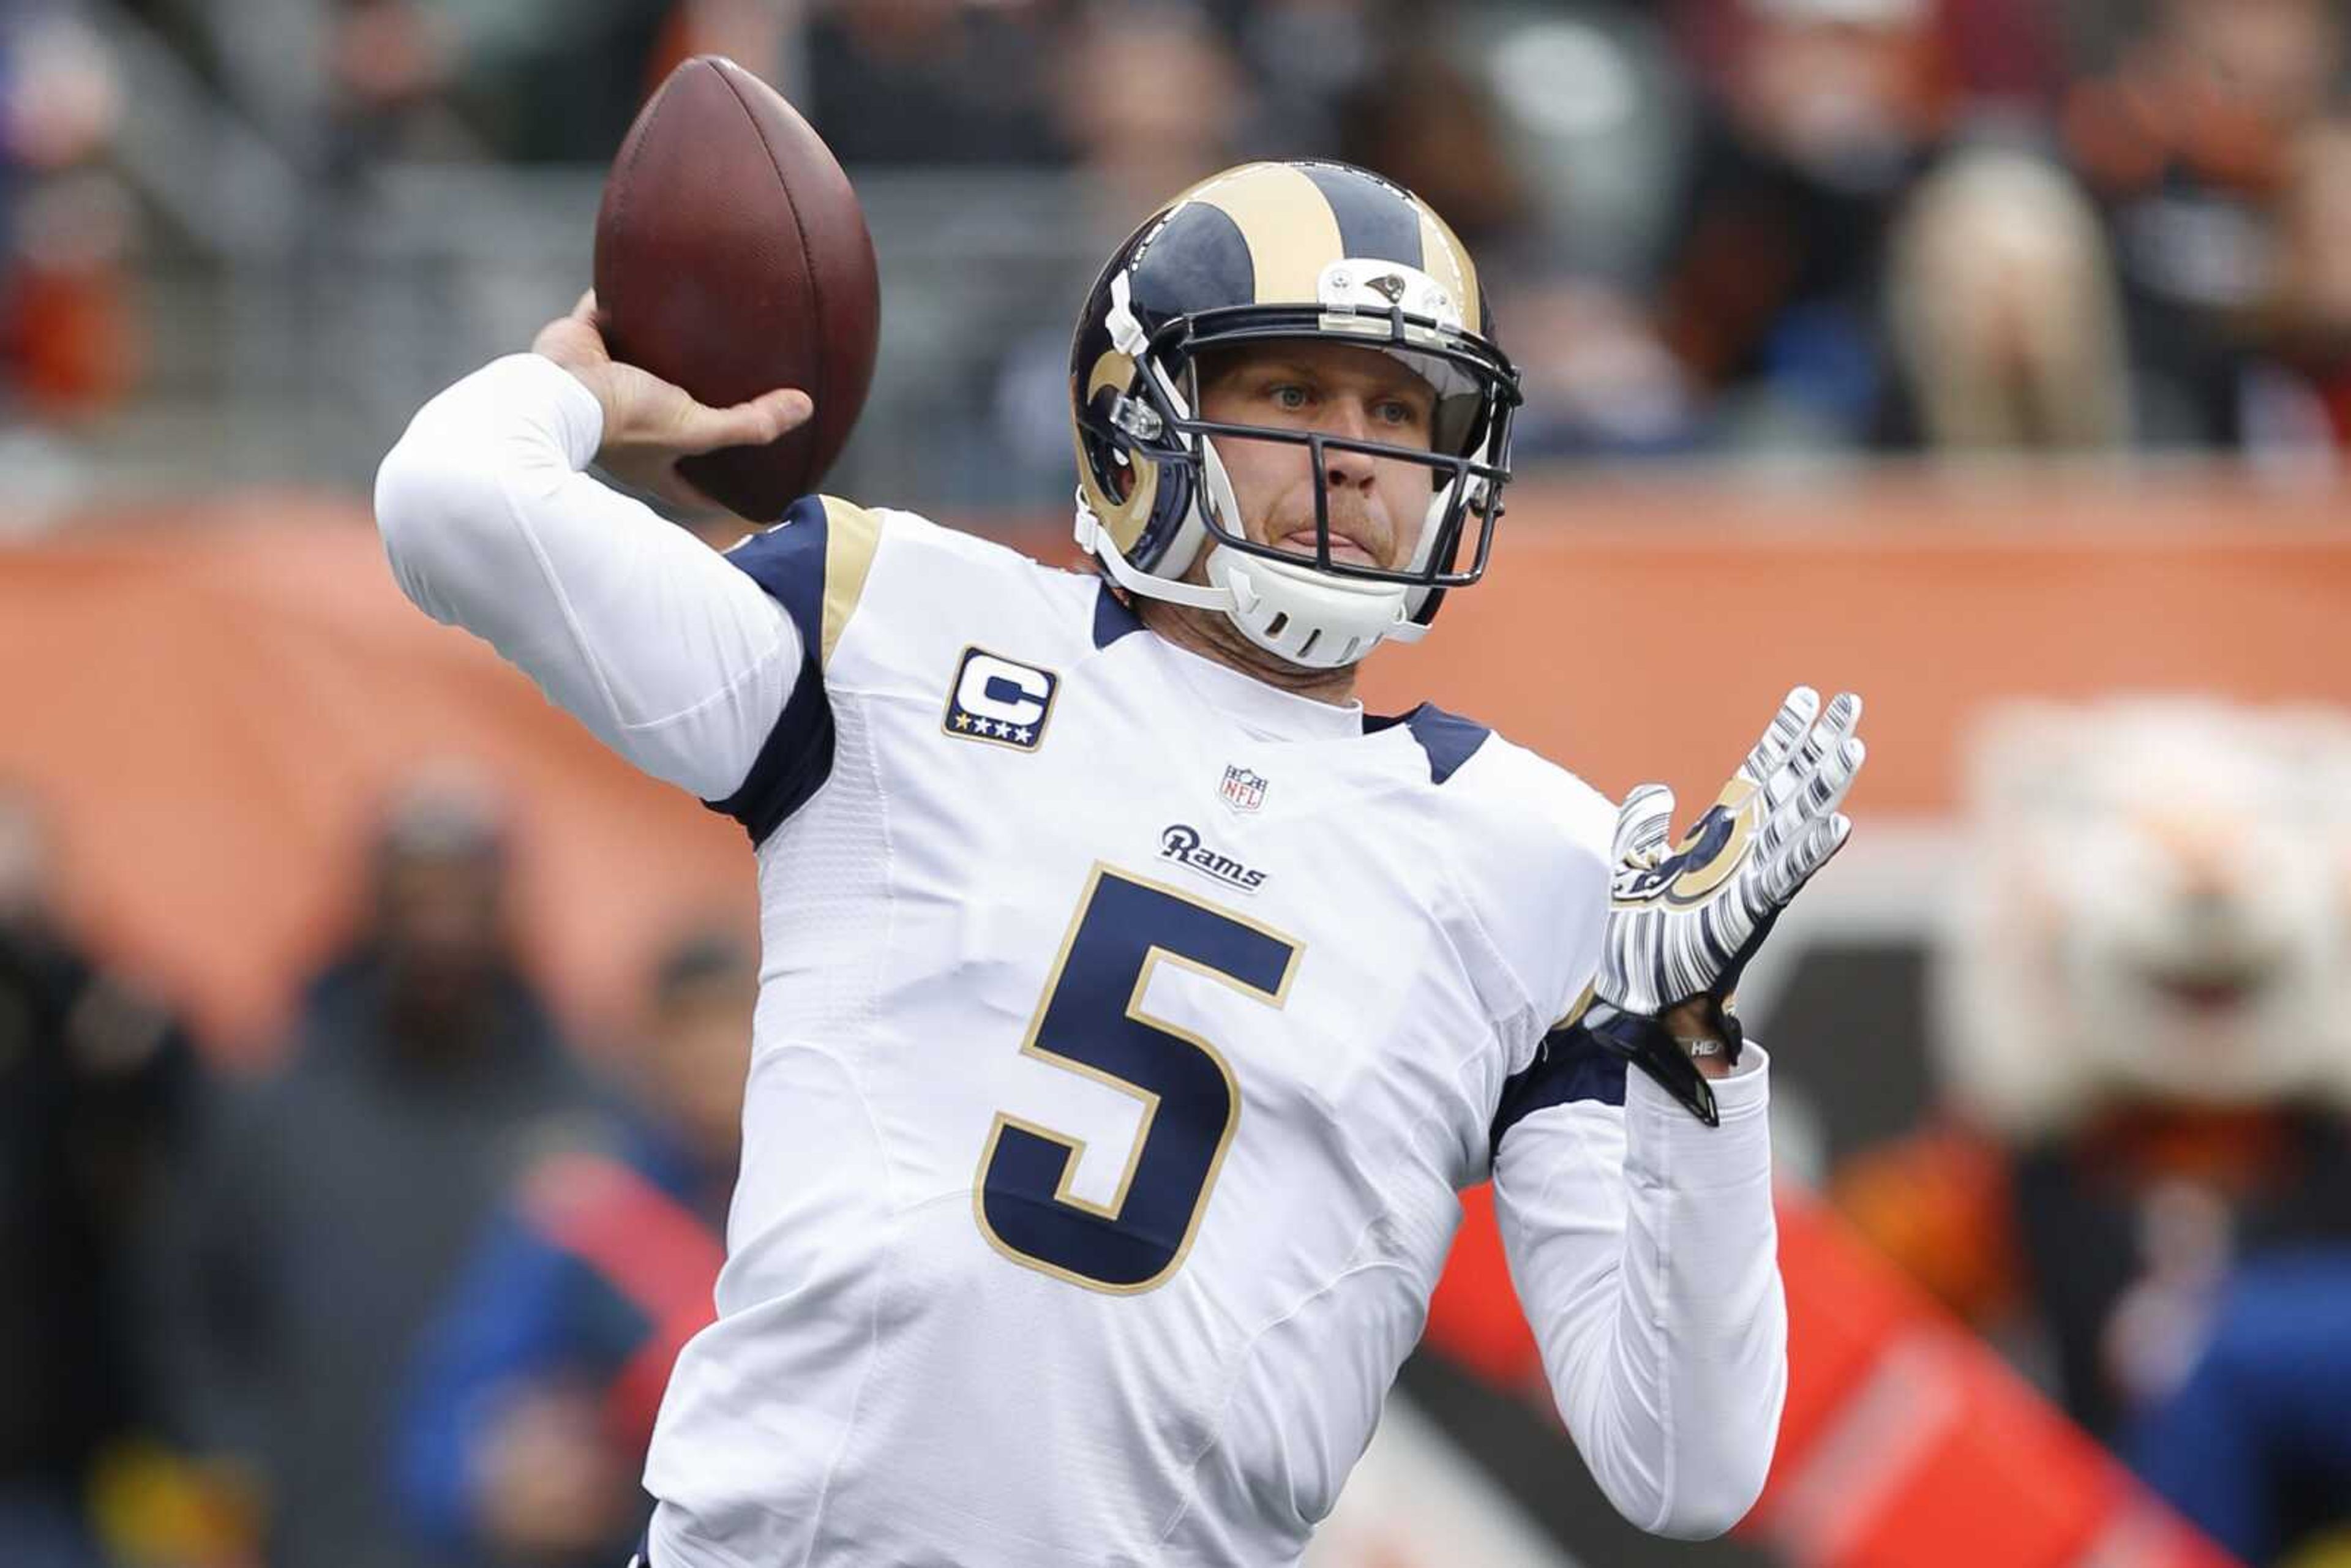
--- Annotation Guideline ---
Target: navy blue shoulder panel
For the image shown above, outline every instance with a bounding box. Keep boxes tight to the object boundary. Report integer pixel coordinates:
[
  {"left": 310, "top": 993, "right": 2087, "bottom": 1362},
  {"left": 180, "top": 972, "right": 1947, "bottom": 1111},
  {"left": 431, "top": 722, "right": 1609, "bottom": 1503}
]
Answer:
[
  {"left": 1092, "top": 579, "right": 1146, "bottom": 648},
  {"left": 1490, "top": 1022, "right": 1627, "bottom": 1157},
  {"left": 724, "top": 495, "right": 828, "bottom": 651},
  {"left": 702, "top": 497, "right": 835, "bottom": 844},
  {"left": 1389, "top": 703, "right": 1490, "bottom": 785}
]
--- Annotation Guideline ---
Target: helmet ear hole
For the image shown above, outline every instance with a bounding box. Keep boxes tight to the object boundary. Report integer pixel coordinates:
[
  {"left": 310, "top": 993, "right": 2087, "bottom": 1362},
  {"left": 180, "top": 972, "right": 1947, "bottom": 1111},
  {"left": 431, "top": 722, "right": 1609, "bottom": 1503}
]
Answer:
[{"left": 1084, "top": 384, "right": 1139, "bottom": 503}]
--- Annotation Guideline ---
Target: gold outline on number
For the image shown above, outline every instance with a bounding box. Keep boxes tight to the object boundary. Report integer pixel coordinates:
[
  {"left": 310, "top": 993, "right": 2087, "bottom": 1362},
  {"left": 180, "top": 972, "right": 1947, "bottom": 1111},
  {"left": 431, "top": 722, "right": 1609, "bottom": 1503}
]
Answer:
[
  {"left": 973, "top": 861, "right": 1303, "bottom": 1296},
  {"left": 940, "top": 645, "right": 1062, "bottom": 753}
]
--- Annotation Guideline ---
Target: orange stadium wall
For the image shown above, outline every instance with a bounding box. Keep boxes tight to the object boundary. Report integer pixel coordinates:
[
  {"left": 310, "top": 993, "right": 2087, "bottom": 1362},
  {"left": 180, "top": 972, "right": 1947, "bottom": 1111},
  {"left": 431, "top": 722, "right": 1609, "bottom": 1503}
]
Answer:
[{"left": 3, "top": 474, "right": 2349, "bottom": 1059}]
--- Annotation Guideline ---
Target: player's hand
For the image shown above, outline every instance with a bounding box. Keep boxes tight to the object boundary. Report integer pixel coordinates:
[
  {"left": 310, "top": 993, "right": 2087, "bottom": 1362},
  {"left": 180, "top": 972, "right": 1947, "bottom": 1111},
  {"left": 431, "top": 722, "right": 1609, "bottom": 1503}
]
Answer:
[
  {"left": 1597, "top": 687, "right": 1865, "bottom": 1031},
  {"left": 532, "top": 290, "right": 813, "bottom": 509}
]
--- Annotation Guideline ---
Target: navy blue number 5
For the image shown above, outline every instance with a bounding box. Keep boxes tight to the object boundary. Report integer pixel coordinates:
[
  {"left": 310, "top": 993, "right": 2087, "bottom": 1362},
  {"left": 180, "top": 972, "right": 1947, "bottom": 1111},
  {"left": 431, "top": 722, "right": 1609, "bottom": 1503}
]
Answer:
[{"left": 975, "top": 864, "right": 1301, "bottom": 1294}]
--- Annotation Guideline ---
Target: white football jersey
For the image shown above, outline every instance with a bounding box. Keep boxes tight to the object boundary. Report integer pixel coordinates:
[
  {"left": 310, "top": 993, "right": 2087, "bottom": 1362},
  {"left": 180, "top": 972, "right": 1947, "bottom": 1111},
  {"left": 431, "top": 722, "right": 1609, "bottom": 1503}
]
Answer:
[{"left": 375, "top": 355, "right": 1788, "bottom": 1568}]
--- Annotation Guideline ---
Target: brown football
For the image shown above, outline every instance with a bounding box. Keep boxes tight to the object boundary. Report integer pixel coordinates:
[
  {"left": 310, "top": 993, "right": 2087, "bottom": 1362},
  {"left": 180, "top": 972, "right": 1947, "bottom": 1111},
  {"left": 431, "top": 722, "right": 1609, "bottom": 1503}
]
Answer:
[{"left": 593, "top": 56, "right": 879, "bottom": 521}]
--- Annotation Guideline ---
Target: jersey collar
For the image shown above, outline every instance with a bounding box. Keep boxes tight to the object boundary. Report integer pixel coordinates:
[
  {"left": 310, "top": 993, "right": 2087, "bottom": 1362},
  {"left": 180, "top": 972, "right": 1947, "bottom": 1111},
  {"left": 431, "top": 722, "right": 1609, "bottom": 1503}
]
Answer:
[{"left": 1142, "top": 631, "right": 1367, "bottom": 741}]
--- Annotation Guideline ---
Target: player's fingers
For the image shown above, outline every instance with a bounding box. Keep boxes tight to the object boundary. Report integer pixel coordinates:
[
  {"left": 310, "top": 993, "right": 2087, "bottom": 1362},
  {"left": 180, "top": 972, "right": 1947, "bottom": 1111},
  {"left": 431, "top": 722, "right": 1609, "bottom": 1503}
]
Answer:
[
  {"left": 1816, "top": 691, "right": 1864, "bottom": 752},
  {"left": 1752, "top": 812, "right": 1832, "bottom": 910},
  {"left": 1740, "top": 686, "right": 1820, "bottom": 785},
  {"left": 1774, "top": 730, "right": 1862, "bottom": 879},
  {"left": 1613, "top": 783, "right": 1675, "bottom": 868},
  {"left": 531, "top": 312, "right": 600, "bottom": 367},
  {"left": 1765, "top": 689, "right": 1862, "bottom": 808},
  {"left": 1819, "top": 734, "right": 1865, "bottom": 815},
  {"left": 1766, "top": 811, "right": 1852, "bottom": 902},
  {"left": 571, "top": 289, "right": 598, "bottom": 323},
  {"left": 677, "top": 388, "right": 815, "bottom": 454},
  {"left": 1761, "top": 733, "right": 1864, "bottom": 857}
]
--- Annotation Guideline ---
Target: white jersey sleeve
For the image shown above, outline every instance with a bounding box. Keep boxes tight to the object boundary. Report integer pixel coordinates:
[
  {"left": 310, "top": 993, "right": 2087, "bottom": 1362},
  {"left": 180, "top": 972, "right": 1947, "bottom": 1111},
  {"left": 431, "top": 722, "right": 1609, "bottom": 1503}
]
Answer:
[
  {"left": 1491, "top": 1045, "right": 1786, "bottom": 1539},
  {"left": 372, "top": 353, "right": 801, "bottom": 801},
  {"left": 1475, "top": 754, "right": 1788, "bottom": 1540}
]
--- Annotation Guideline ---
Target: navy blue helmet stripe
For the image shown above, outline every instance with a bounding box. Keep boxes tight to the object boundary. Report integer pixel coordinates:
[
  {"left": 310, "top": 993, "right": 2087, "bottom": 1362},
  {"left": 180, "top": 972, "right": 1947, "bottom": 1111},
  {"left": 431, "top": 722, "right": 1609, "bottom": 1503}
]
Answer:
[
  {"left": 1298, "top": 163, "right": 1425, "bottom": 271},
  {"left": 1144, "top": 200, "right": 1256, "bottom": 320}
]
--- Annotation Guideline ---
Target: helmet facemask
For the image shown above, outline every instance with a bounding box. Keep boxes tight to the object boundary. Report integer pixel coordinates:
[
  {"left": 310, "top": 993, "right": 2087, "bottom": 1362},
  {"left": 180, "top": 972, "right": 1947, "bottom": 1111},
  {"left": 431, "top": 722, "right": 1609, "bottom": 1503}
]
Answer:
[{"left": 1077, "top": 266, "right": 1521, "bottom": 670}]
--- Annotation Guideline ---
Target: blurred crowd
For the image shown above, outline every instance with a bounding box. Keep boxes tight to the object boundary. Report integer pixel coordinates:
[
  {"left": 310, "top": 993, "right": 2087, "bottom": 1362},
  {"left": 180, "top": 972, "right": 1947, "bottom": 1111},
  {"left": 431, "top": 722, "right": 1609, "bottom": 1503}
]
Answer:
[
  {"left": 9, "top": 3, "right": 2351, "bottom": 1567},
  {"left": 1831, "top": 699, "right": 2351, "bottom": 1567},
  {"left": 1, "top": 774, "right": 756, "bottom": 1568},
  {"left": 15, "top": 0, "right": 2351, "bottom": 495}
]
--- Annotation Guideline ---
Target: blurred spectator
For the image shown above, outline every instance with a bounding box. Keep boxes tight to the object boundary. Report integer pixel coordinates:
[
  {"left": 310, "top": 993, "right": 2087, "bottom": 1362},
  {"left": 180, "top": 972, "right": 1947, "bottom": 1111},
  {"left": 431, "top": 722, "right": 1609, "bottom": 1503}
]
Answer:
[
  {"left": 157, "top": 774, "right": 594, "bottom": 1568},
  {"left": 652, "top": 0, "right": 792, "bottom": 88},
  {"left": 399, "top": 929, "right": 755, "bottom": 1568},
  {"left": 2127, "top": 1249, "right": 2351, "bottom": 1566},
  {"left": 1935, "top": 0, "right": 2067, "bottom": 108},
  {"left": 1218, "top": 0, "right": 1384, "bottom": 159},
  {"left": 981, "top": 2, "right": 1254, "bottom": 500},
  {"left": 0, "top": 787, "right": 200, "bottom": 1568},
  {"left": 1504, "top": 277, "right": 1705, "bottom": 457},
  {"left": 1333, "top": 23, "right": 1538, "bottom": 264},
  {"left": 1836, "top": 700, "right": 2351, "bottom": 1441},
  {"left": 428, "top": 0, "right": 680, "bottom": 164},
  {"left": 1653, "top": 0, "right": 1955, "bottom": 449},
  {"left": 2237, "top": 116, "right": 2351, "bottom": 475},
  {"left": 1883, "top": 146, "right": 2131, "bottom": 452},
  {"left": 165, "top": 0, "right": 683, "bottom": 173},
  {"left": 2061, "top": 0, "right": 2346, "bottom": 447},
  {"left": 0, "top": 6, "right": 138, "bottom": 418},
  {"left": 804, "top": 0, "right": 1076, "bottom": 170},
  {"left": 1056, "top": 1, "right": 1250, "bottom": 219},
  {"left": 330, "top": 0, "right": 681, "bottom": 166}
]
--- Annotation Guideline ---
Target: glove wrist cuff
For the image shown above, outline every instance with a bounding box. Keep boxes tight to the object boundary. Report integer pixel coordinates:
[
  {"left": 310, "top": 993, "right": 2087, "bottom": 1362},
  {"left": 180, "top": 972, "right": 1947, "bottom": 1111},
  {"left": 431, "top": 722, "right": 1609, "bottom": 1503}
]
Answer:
[
  {"left": 1685, "top": 993, "right": 1746, "bottom": 1067},
  {"left": 1585, "top": 1003, "right": 1723, "bottom": 1128}
]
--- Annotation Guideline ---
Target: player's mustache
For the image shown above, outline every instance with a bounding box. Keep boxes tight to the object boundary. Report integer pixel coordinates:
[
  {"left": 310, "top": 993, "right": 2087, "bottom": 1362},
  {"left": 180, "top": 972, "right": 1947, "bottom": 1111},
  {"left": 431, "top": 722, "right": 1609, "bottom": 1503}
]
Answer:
[{"left": 1265, "top": 498, "right": 1389, "bottom": 558}]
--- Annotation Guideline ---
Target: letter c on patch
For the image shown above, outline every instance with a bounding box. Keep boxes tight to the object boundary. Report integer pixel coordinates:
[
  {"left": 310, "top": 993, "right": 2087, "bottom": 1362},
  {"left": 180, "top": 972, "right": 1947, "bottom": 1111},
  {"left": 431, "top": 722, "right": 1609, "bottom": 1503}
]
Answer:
[{"left": 958, "top": 654, "right": 1051, "bottom": 727}]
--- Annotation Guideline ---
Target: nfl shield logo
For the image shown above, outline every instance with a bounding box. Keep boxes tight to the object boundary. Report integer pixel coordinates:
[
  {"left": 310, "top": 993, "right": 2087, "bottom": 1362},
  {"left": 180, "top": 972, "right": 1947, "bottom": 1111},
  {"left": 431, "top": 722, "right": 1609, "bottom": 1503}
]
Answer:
[{"left": 1218, "top": 765, "right": 1268, "bottom": 814}]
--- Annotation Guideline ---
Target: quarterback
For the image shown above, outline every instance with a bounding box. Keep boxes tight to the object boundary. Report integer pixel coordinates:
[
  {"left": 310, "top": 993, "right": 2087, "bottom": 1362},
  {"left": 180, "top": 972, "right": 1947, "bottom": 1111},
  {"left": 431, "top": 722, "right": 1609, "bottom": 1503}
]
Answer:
[{"left": 375, "top": 160, "right": 1863, "bottom": 1566}]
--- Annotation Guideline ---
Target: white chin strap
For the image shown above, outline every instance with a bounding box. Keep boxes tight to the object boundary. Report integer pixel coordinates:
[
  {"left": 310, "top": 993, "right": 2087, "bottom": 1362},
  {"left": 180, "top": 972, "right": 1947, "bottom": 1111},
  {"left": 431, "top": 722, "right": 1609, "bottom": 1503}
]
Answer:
[
  {"left": 1076, "top": 497, "right": 1428, "bottom": 670},
  {"left": 1205, "top": 550, "right": 1423, "bottom": 668}
]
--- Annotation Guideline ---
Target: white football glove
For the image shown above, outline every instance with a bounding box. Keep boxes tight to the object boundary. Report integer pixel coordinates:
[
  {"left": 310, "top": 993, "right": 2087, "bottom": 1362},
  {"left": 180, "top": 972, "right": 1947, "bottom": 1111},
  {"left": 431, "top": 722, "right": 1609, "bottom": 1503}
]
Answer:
[{"left": 1597, "top": 686, "right": 1865, "bottom": 1028}]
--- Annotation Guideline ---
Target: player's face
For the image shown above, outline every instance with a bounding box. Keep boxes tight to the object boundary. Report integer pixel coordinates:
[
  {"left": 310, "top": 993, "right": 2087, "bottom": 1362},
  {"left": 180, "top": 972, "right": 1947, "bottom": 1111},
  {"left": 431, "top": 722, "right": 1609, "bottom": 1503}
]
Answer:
[{"left": 1197, "top": 340, "right": 1438, "bottom": 573}]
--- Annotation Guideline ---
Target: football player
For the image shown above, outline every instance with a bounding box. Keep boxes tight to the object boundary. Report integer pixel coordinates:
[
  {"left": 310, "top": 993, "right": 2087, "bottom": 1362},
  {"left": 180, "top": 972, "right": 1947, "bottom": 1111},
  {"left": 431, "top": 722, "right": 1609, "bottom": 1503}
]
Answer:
[{"left": 375, "top": 160, "right": 1864, "bottom": 1567}]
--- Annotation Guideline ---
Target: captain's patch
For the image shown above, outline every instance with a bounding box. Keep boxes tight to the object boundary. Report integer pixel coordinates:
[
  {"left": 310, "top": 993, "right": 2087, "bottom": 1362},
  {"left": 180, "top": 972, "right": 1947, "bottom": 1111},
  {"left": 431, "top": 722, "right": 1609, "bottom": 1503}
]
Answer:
[{"left": 943, "top": 648, "right": 1059, "bottom": 752}]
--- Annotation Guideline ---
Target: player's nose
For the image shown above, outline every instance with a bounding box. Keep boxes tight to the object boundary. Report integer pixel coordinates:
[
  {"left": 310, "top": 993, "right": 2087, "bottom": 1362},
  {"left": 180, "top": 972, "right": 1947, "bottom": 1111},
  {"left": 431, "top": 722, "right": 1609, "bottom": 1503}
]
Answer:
[{"left": 1319, "top": 403, "right": 1379, "bottom": 490}]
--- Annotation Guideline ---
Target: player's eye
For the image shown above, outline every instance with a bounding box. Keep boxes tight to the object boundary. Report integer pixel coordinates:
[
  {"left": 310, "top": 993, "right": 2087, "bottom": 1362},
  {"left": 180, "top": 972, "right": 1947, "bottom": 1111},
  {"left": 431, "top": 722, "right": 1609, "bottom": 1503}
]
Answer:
[
  {"left": 1374, "top": 399, "right": 1417, "bottom": 426},
  {"left": 1267, "top": 383, "right": 1310, "bottom": 412}
]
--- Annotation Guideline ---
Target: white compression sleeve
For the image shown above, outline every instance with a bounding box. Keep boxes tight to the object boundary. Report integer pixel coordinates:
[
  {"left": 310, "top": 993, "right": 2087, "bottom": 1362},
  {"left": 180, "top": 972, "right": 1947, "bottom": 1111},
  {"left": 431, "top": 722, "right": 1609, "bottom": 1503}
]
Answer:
[
  {"left": 373, "top": 353, "right": 801, "bottom": 801},
  {"left": 1490, "top": 1044, "right": 1788, "bottom": 1540}
]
